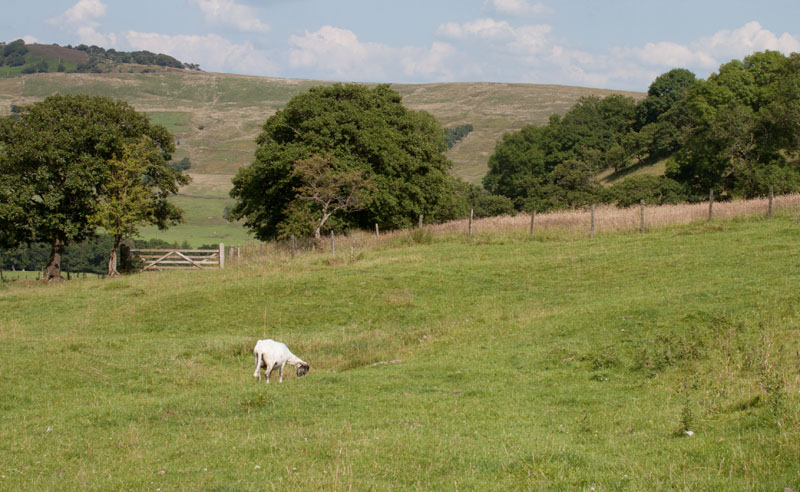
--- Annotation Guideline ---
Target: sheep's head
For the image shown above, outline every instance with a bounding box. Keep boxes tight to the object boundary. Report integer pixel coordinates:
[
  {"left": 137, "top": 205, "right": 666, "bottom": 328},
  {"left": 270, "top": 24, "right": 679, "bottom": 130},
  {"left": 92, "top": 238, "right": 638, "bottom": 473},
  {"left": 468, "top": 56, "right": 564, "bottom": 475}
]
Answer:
[{"left": 296, "top": 363, "right": 310, "bottom": 377}]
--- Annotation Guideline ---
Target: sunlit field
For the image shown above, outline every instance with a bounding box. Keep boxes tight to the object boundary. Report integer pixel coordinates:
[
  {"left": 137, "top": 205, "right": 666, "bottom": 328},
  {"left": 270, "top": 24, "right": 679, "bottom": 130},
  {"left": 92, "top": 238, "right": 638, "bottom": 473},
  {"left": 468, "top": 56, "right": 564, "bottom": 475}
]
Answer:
[{"left": 2, "top": 208, "right": 799, "bottom": 490}]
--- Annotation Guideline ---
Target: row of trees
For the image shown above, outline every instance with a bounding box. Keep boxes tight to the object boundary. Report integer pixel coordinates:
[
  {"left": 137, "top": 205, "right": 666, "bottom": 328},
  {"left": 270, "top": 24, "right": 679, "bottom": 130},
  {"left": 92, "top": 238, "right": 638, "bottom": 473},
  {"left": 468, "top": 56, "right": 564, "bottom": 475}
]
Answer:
[
  {"left": 0, "top": 39, "right": 201, "bottom": 74},
  {"left": 0, "top": 95, "right": 188, "bottom": 280},
  {"left": 483, "top": 51, "right": 800, "bottom": 212},
  {"left": 69, "top": 44, "right": 200, "bottom": 72}
]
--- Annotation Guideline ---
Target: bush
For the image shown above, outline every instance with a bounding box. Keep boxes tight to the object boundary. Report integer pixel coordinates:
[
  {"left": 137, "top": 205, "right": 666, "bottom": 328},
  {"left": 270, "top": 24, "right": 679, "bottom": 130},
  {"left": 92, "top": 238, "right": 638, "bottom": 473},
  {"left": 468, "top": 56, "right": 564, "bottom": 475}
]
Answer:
[
  {"left": 473, "top": 194, "right": 515, "bottom": 218},
  {"left": 168, "top": 157, "right": 191, "bottom": 172},
  {"left": 605, "top": 175, "right": 688, "bottom": 208}
]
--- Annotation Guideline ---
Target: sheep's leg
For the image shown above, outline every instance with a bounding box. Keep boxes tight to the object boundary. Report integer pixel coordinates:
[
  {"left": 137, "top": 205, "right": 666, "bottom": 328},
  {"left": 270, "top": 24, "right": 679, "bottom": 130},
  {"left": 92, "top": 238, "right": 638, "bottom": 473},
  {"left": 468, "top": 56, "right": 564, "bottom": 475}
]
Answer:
[
  {"left": 279, "top": 362, "right": 286, "bottom": 383},
  {"left": 253, "top": 352, "right": 261, "bottom": 381},
  {"left": 265, "top": 363, "right": 274, "bottom": 384}
]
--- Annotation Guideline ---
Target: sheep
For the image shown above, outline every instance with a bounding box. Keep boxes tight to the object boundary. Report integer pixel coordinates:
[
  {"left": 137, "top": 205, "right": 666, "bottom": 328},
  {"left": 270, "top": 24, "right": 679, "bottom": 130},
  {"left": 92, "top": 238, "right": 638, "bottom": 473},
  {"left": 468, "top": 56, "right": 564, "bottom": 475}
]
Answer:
[{"left": 253, "top": 339, "right": 310, "bottom": 383}]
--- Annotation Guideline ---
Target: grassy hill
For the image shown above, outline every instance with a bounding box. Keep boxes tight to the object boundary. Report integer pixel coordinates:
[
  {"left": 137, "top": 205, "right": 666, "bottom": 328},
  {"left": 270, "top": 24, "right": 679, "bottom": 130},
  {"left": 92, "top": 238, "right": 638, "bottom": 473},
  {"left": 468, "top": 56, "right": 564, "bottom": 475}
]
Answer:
[
  {"left": 0, "top": 71, "right": 643, "bottom": 245},
  {"left": 1, "top": 214, "right": 798, "bottom": 490}
]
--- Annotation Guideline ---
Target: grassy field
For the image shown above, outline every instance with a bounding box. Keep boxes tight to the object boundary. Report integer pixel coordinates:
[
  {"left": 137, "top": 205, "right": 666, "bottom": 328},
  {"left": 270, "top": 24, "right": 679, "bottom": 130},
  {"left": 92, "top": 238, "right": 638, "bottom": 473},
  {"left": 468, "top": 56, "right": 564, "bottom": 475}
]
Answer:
[{"left": 1, "top": 214, "right": 799, "bottom": 490}]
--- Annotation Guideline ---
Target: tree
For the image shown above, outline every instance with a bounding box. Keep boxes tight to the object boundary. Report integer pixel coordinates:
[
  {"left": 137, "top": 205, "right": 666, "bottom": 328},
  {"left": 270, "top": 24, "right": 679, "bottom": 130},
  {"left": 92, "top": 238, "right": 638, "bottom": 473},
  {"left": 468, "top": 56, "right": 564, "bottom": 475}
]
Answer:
[
  {"left": 0, "top": 94, "right": 176, "bottom": 281},
  {"left": 92, "top": 138, "right": 189, "bottom": 276},
  {"left": 671, "top": 51, "right": 800, "bottom": 198},
  {"left": 483, "top": 94, "right": 637, "bottom": 211},
  {"left": 287, "top": 155, "right": 373, "bottom": 239},
  {"left": 230, "top": 84, "right": 464, "bottom": 239},
  {"left": 636, "top": 68, "right": 698, "bottom": 128}
]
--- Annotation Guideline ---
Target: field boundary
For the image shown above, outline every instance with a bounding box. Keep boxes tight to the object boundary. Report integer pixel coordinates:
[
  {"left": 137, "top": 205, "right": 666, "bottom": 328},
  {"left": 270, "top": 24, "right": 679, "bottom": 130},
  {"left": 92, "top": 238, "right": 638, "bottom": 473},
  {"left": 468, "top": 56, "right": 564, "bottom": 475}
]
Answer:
[{"left": 131, "top": 244, "right": 226, "bottom": 270}]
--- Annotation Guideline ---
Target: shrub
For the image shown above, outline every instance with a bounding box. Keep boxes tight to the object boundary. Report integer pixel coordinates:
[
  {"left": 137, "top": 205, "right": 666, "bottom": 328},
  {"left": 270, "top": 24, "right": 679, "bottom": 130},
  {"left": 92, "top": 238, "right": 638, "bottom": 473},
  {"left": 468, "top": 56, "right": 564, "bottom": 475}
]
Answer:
[{"left": 605, "top": 175, "right": 688, "bottom": 208}]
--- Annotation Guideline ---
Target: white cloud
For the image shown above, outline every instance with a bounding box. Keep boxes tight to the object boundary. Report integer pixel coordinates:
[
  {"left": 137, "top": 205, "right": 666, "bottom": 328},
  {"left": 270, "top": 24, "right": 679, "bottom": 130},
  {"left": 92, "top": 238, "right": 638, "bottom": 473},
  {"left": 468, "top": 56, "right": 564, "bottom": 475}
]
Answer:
[
  {"left": 436, "top": 18, "right": 552, "bottom": 56},
  {"left": 55, "top": 0, "right": 106, "bottom": 26},
  {"left": 289, "top": 26, "right": 464, "bottom": 82},
  {"left": 507, "top": 24, "right": 553, "bottom": 54},
  {"left": 289, "top": 26, "right": 388, "bottom": 80},
  {"left": 620, "top": 42, "right": 717, "bottom": 69},
  {"left": 47, "top": 0, "right": 111, "bottom": 46},
  {"left": 699, "top": 21, "right": 800, "bottom": 59},
  {"left": 484, "top": 0, "right": 552, "bottom": 17},
  {"left": 613, "top": 21, "right": 800, "bottom": 73},
  {"left": 22, "top": 35, "right": 40, "bottom": 44},
  {"left": 400, "top": 42, "right": 461, "bottom": 80},
  {"left": 120, "top": 31, "right": 277, "bottom": 75},
  {"left": 188, "top": 0, "right": 270, "bottom": 34},
  {"left": 436, "top": 19, "right": 516, "bottom": 41}
]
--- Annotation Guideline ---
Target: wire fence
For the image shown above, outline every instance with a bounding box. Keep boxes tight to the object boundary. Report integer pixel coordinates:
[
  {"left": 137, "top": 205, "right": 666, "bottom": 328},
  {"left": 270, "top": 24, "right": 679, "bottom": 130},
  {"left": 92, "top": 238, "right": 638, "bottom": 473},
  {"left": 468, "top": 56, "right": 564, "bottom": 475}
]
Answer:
[{"left": 222, "top": 193, "right": 800, "bottom": 265}]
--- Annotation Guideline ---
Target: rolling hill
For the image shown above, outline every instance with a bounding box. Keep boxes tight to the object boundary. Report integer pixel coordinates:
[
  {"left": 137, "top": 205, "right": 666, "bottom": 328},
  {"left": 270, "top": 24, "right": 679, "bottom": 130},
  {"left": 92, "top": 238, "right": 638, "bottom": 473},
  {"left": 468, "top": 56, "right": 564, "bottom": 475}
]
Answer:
[{"left": 0, "top": 71, "right": 643, "bottom": 245}]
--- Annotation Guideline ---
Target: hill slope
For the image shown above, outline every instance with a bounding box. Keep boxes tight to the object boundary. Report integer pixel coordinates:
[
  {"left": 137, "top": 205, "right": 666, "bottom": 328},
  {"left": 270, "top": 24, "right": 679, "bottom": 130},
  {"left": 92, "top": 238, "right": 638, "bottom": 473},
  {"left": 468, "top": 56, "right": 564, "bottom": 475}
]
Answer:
[
  {"left": 1, "top": 217, "right": 798, "bottom": 490},
  {"left": 0, "top": 71, "right": 642, "bottom": 244}
]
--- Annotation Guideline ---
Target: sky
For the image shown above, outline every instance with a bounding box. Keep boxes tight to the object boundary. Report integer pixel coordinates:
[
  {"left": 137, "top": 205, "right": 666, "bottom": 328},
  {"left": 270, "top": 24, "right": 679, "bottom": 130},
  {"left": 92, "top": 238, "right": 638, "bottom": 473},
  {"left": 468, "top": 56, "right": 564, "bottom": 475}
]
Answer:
[{"left": 3, "top": 0, "right": 800, "bottom": 91}]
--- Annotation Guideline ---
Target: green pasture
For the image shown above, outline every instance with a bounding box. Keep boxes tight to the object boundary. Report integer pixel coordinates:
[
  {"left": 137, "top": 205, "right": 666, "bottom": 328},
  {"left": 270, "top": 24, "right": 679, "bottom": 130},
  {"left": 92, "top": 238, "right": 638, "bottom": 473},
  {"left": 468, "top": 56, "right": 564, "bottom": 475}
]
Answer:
[
  {"left": 1, "top": 216, "right": 798, "bottom": 490},
  {"left": 137, "top": 193, "right": 251, "bottom": 247},
  {"left": 146, "top": 111, "right": 193, "bottom": 134}
]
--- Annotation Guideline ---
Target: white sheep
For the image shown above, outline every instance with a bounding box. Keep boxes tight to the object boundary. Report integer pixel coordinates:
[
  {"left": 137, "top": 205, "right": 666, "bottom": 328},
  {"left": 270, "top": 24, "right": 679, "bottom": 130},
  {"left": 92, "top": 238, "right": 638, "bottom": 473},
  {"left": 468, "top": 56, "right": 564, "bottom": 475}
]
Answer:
[{"left": 253, "top": 339, "right": 310, "bottom": 383}]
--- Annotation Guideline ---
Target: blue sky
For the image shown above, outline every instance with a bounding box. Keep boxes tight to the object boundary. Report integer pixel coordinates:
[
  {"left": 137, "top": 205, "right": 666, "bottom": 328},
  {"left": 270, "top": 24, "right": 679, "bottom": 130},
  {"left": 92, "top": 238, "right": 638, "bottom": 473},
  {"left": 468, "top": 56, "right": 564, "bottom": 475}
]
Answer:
[{"left": 3, "top": 0, "right": 799, "bottom": 91}]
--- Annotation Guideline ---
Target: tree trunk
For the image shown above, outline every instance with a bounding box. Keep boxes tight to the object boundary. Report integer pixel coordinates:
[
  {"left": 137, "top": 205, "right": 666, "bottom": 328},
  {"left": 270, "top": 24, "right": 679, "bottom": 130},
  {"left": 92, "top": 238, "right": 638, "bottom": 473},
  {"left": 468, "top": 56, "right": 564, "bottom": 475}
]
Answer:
[
  {"left": 44, "top": 237, "right": 66, "bottom": 282},
  {"left": 107, "top": 235, "right": 122, "bottom": 277}
]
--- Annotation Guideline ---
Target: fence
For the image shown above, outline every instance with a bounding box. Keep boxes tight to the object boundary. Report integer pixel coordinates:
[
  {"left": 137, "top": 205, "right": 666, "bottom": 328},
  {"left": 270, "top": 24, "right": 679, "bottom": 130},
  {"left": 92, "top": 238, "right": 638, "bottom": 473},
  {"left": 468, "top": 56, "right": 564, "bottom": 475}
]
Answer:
[
  {"left": 131, "top": 244, "right": 226, "bottom": 271},
  {"left": 231, "top": 193, "right": 800, "bottom": 263}
]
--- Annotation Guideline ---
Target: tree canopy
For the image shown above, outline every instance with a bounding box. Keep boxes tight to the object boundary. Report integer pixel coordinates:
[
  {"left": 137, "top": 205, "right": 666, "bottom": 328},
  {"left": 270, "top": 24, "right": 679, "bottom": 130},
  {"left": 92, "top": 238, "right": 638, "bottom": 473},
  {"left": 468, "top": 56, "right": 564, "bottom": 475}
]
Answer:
[
  {"left": 230, "top": 83, "right": 466, "bottom": 239},
  {"left": 483, "top": 94, "right": 637, "bottom": 211},
  {"left": 670, "top": 51, "right": 800, "bottom": 198},
  {"left": 0, "top": 94, "right": 182, "bottom": 280},
  {"left": 484, "top": 51, "right": 800, "bottom": 211}
]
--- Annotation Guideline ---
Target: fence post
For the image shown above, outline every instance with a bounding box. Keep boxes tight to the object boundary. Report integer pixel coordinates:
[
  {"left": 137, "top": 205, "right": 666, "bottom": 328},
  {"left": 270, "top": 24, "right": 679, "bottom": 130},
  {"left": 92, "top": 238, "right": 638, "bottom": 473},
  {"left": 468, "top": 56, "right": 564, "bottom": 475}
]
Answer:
[
  {"left": 708, "top": 190, "right": 714, "bottom": 223},
  {"left": 469, "top": 209, "right": 474, "bottom": 237},
  {"left": 768, "top": 185, "right": 774, "bottom": 218},
  {"left": 640, "top": 199, "right": 646, "bottom": 234},
  {"left": 219, "top": 243, "right": 225, "bottom": 269},
  {"left": 529, "top": 210, "right": 536, "bottom": 238},
  {"left": 330, "top": 230, "right": 335, "bottom": 256},
  {"left": 590, "top": 204, "right": 596, "bottom": 238},
  {"left": 228, "top": 246, "right": 234, "bottom": 262},
  {"left": 418, "top": 214, "right": 423, "bottom": 228},
  {"left": 375, "top": 223, "right": 380, "bottom": 239},
  {"left": 237, "top": 245, "right": 241, "bottom": 260}
]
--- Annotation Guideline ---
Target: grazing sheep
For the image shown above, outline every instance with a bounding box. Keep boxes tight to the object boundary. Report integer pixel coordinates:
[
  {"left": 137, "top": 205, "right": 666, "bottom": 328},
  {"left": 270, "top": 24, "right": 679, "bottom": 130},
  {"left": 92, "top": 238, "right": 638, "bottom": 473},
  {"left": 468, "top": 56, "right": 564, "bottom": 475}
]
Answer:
[{"left": 253, "top": 339, "right": 310, "bottom": 383}]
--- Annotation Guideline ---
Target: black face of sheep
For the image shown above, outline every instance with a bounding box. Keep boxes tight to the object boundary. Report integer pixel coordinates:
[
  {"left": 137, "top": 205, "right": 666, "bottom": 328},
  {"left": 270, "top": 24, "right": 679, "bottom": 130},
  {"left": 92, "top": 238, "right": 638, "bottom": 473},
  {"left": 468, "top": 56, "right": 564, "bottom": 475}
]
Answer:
[{"left": 296, "top": 364, "right": 309, "bottom": 377}]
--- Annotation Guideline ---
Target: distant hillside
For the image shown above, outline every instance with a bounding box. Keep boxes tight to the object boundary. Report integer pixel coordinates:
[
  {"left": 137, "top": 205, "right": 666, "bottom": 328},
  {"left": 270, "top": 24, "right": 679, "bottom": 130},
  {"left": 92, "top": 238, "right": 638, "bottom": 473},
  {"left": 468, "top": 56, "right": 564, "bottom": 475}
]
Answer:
[
  {"left": 0, "top": 70, "right": 643, "bottom": 245},
  {"left": 0, "top": 71, "right": 642, "bottom": 180},
  {"left": 0, "top": 39, "right": 200, "bottom": 78}
]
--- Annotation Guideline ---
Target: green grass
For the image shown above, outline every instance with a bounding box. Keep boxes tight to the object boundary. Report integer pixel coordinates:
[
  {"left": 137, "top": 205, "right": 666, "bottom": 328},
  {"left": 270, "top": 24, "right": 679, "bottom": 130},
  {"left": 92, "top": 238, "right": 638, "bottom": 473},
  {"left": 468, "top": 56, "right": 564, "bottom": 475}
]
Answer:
[
  {"left": 1, "top": 270, "right": 42, "bottom": 281},
  {"left": 2, "top": 217, "right": 799, "bottom": 490},
  {"left": 146, "top": 111, "right": 193, "bottom": 134}
]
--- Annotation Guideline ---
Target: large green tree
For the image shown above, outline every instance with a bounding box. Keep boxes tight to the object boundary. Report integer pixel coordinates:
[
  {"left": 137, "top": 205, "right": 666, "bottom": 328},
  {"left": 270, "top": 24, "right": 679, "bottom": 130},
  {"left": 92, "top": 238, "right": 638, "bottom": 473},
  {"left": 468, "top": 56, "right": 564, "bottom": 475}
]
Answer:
[
  {"left": 92, "top": 138, "right": 189, "bottom": 277},
  {"left": 230, "top": 83, "right": 465, "bottom": 239},
  {"left": 670, "top": 51, "right": 800, "bottom": 198},
  {"left": 0, "top": 94, "right": 178, "bottom": 281}
]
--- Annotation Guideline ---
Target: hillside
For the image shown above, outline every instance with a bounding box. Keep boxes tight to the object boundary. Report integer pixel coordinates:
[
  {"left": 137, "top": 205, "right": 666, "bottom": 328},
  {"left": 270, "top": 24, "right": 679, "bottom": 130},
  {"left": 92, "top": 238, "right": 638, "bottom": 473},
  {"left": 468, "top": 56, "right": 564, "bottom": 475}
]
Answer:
[
  {"left": 0, "top": 71, "right": 643, "bottom": 245},
  {"left": 1, "top": 216, "right": 798, "bottom": 490}
]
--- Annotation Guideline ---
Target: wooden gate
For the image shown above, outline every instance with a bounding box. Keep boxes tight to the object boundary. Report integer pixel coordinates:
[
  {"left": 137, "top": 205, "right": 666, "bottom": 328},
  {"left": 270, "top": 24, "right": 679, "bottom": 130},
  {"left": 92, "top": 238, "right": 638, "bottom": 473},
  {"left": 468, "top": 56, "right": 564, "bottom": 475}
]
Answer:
[{"left": 131, "top": 244, "right": 225, "bottom": 271}]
